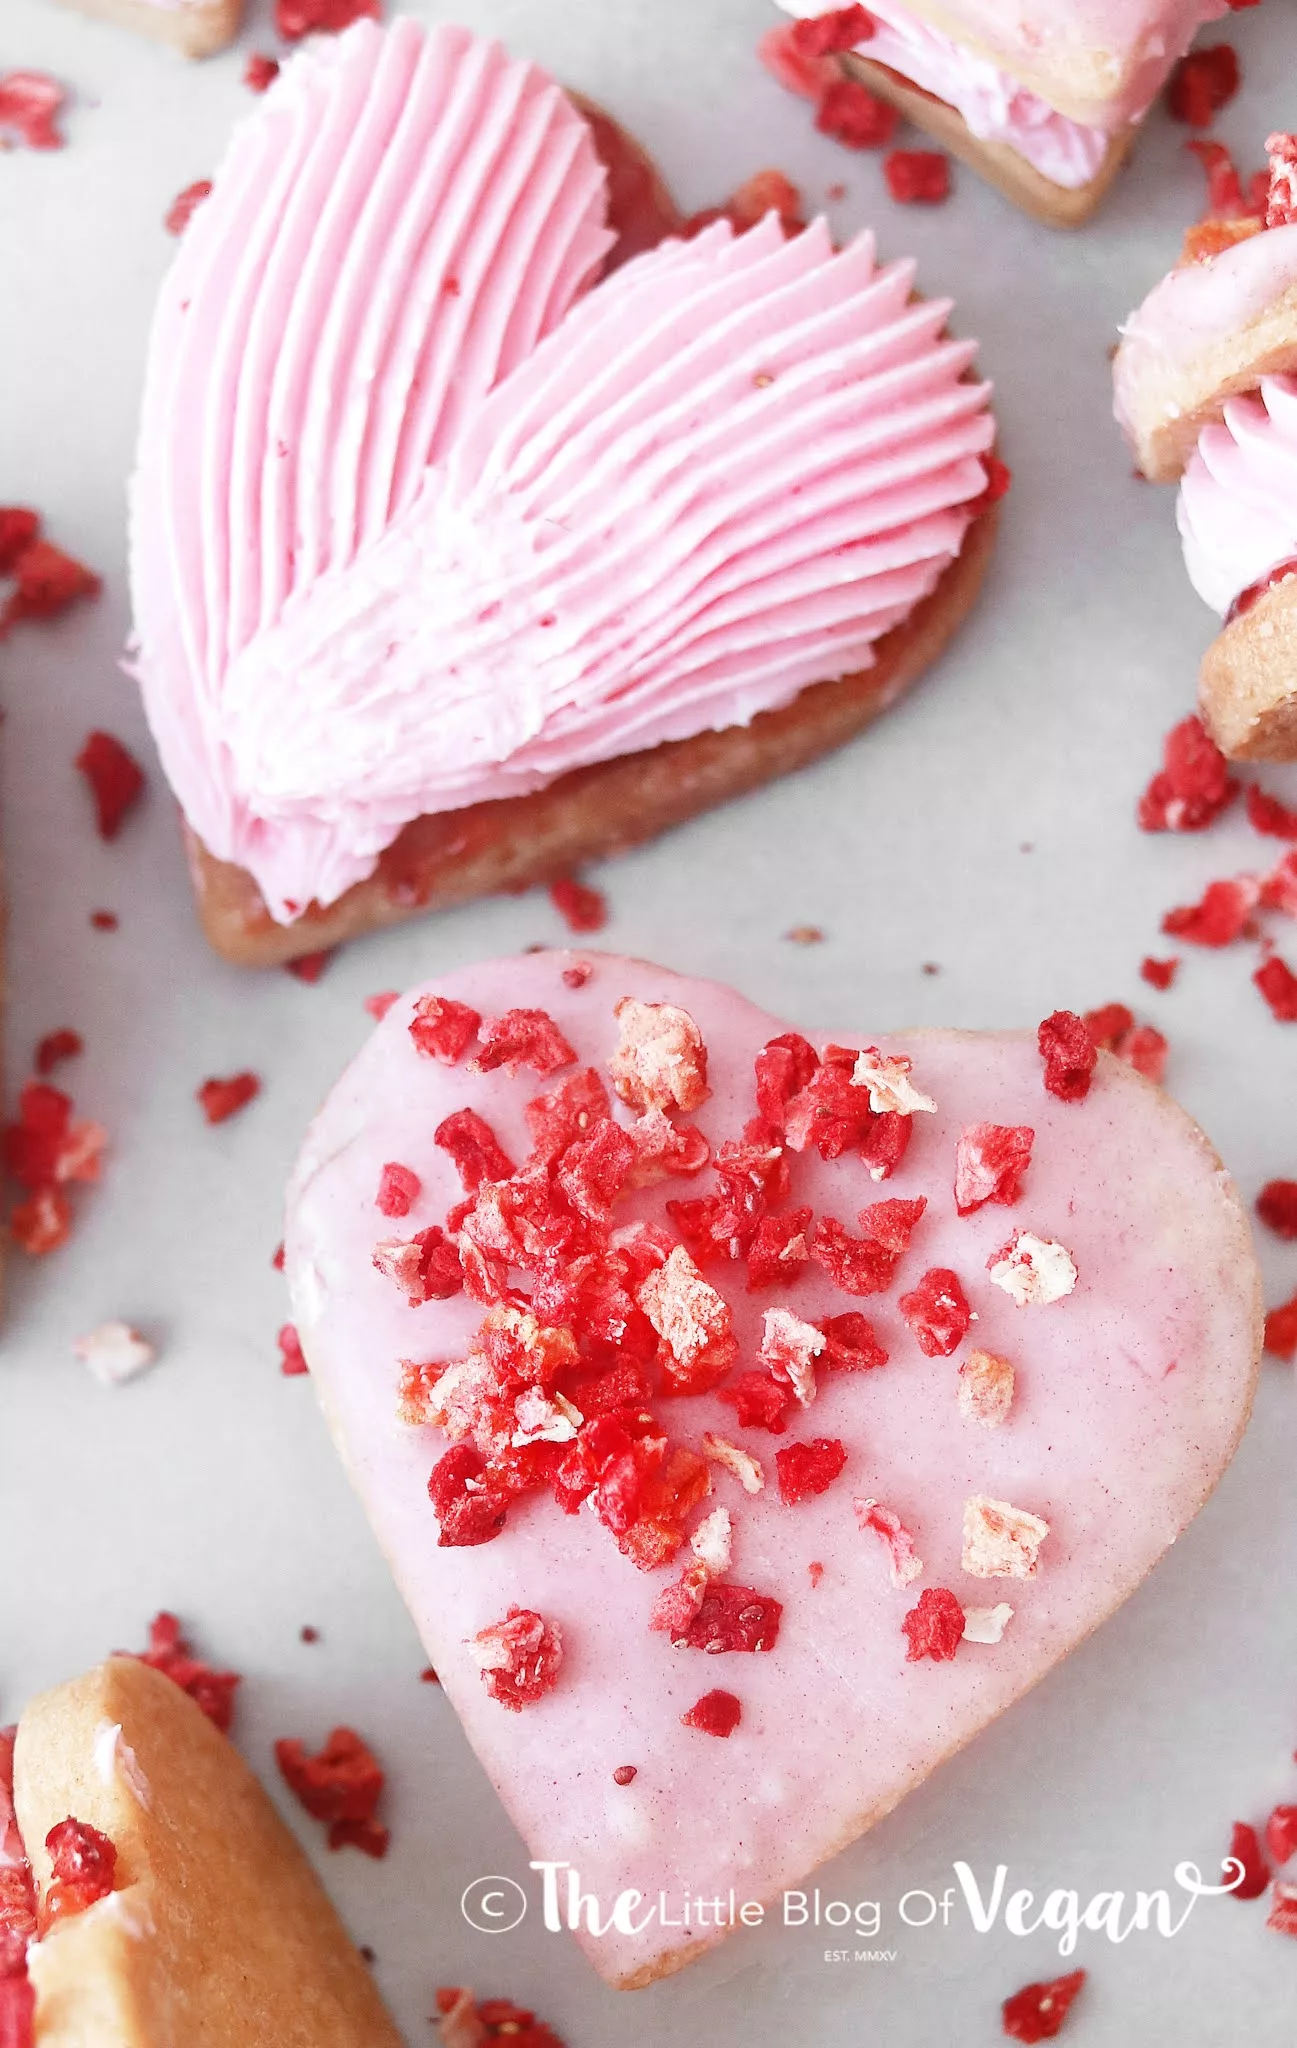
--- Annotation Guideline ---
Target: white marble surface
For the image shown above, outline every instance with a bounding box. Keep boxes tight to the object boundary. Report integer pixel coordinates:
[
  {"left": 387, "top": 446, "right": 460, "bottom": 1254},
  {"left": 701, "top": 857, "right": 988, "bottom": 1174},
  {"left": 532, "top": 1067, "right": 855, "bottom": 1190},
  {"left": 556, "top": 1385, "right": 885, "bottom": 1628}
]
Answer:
[{"left": 2, "top": 1, "right": 1297, "bottom": 2041}]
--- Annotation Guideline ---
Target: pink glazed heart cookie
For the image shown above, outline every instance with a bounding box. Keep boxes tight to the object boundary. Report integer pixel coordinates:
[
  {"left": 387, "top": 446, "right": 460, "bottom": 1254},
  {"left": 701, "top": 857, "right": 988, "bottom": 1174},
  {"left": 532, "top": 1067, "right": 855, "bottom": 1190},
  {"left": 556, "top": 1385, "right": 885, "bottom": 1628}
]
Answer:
[{"left": 284, "top": 953, "right": 1260, "bottom": 1988}]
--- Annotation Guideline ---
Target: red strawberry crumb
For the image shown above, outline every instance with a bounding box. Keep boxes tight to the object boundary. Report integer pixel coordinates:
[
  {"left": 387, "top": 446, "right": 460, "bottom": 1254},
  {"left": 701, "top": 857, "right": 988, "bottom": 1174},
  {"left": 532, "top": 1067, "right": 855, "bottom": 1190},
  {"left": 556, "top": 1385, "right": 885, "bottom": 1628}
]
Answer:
[
  {"left": 0, "top": 508, "right": 39, "bottom": 571},
  {"left": 0, "top": 72, "right": 65, "bottom": 151},
  {"left": 90, "top": 910, "right": 118, "bottom": 931},
  {"left": 1138, "top": 715, "right": 1238, "bottom": 831},
  {"left": 809, "top": 1560, "right": 825, "bottom": 1586},
  {"left": 1264, "top": 1292, "right": 1297, "bottom": 1359},
  {"left": 427, "top": 1444, "right": 509, "bottom": 1546},
  {"left": 884, "top": 149, "right": 951, "bottom": 203},
  {"left": 562, "top": 962, "right": 593, "bottom": 989},
  {"left": 1266, "top": 1805, "right": 1297, "bottom": 1864},
  {"left": 719, "top": 1368, "right": 795, "bottom": 1433},
  {"left": 902, "top": 1586, "right": 965, "bottom": 1663},
  {"left": 39, "top": 1820, "right": 117, "bottom": 1933},
  {"left": 681, "top": 1690, "right": 742, "bottom": 1738},
  {"left": 276, "top": 0, "right": 380, "bottom": 39},
  {"left": 409, "top": 994, "right": 480, "bottom": 1063},
  {"left": 272, "top": 1241, "right": 285, "bottom": 1271},
  {"left": 275, "top": 1727, "right": 388, "bottom": 1856},
  {"left": 244, "top": 53, "right": 280, "bottom": 92},
  {"left": 898, "top": 1268, "right": 972, "bottom": 1357},
  {"left": 197, "top": 1072, "right": 260, "bottom": 1124},
  {"left": 127, "top": 1611, "right": 240, "bottom": 1731},
  {"left": 817, "top": 78, "right": 898, "bottom": 149},
  {"left": 821, "top": 1310, "right": 888, "bottom": 1370},
  {"left": 1167, "top": 44, "right": 1240, "bottom": 127},
  {"left": 75, "top": 732, "right": 145, "bottom": 840},
  {"left": 420, "top": 1666, "right": 439, "bottom": 1683},
  {"left": 165, "top": 179, "right": 213, "bottom": 236},
  {"left": 1083, "top": 1005, "right": 1169, "bottom": 1084},
  {"left": 434, "top": 1992, "right": 565, "bottom": 2045},
  {"left": 790, "top": 5, "right": 873, "bottom": 56},
  {"left": 474, "top": 1008, "right": 576, "bottom": 1077},
  {"left": 1266, "top": 132, "right": 1297, "bottom": 229},
  {"left": 468, "top": 1607, "right": 563, "bottom": 1710},
  {"left": 1268, "top": 1881, "right": 1297, "bottom": 1936},
  {"left": 1038, "top": 1010, "right": 1097, "bottom": 1101},
  {"left": 1258, "top": 1180, "right": 1297, "bottom": 1238},
  {"left": 435, "top": 1109, "right": 515, "bottom": 1192},
  {"left": 969, "top": 454, "right": 1012, "bottom": 518},
  {"left": 684, "top": 168, "right": 807, "bottom": 241},
  {"left": 1162, "top": 875, "right": 1259, "bottom": 946},
  {"left": 954, "top": 1124, "right": 1033, "bottom": 1214},
  {"left": 1247, "top": 786, "right": 1297, "bottom": 839},
  {"left": 301, "top": 1626, "right": 319, "bottom": 1643},
  {"left": 1, "top": 540, "right": 101, "bottom": 637},
  {"left": 375, "top": 1224, "right": 463, "bottom": 1306},
  {"left": 665, "top": 1582, "right": 782, "bottom": 1651},
  {"left": 10, "top": 1187, "right": 72, "bottom": 1256},
  {"left": 775, "top": 1437, "right": 847, "bottom": 1504},
  {"left": 1002, "top": 1968, "right": 1086, "bottom": 2042},
  {"left": 285, "top": 949, "right": 331, "bottom": 983},
  {"left": 549, "top": 876, "right": 607, "bottom": 933},
  {"left": 1185, "top": 138, "right": 1253, "bottom": 220},
  {"left": 1226, "top": 1820, "right": 1270, "bottom": 1899},
  {"left": 278, "top": 1324, "right": 308, "bottom": 1376},
  {"left": 34, "top": 1029, "right": 82, "bottom": 1075},
  {"left": 1256, "top": 954, "right": 1297, "bottom": 1021},
  {"left": 376, "top": 1161, "right": 421, "bottom": 1218},
  {"left": 365, "top": 990, "right": 399, "bottom": 1022},
  {"left": 612, "top": 1764, "right": 637, "bottom": 1784},
  {"left": 1140, "top": 955, "right": 1179, "bottom": 989}
]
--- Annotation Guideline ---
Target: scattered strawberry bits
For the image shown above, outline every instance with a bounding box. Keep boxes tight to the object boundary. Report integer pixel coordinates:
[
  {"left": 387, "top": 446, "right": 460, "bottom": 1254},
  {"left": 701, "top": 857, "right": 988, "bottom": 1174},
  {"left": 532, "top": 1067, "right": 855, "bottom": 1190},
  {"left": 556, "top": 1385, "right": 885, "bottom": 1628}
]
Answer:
[
  {"left": 1002, "top": 1969, "right": 1086, "bottom": 2042},
  {"left": 1258, "top": 1180, "right": 1297, "bottom": 1238},
  {"left": 1247, "top": 786, "right": 1297, "bottom": 840},
  {"left": 902, "top": 1587, "right": 964, "bottom": 1663},
  {"left": 74, "top": 1321, "right": 155, "bottom": 1386},
  {"left": 954, "top": 1124, "right": 1033, "bottom": 1215},
  {"left": 275, "top": 1726, "right": 389, "bottom": 1855},
  {"left": 469, "top": 1607, "right": 564, "bottom": 1710},
  {"left": 0, "top": 529, "right": 100, "bottom": 638},
  {"left": 701, "top": 1433, "right": 765, "bottom": 1494},
  {"left": 128, "top": 1611, "right": 240, "bottom": 1731},
  {"left": 988, "top": 1231, "right": 1077, "bottom": 1307},
  {"left": 1140, "top": 956, "right": 1179, "bottom": 990},
  {"left": 639, "top": 1246, "right": 737, "bottom": 1394},
  {"left": 884, "top": 150, "right": 951, "bottom": 204},
  {"left": 376, "top": 1161, "right": 421, "bottom": 1218},
  {"left": 366, "top": 990, "right": 399, "bottom": 1022},
  {"left": 962, "top": 1495, "right": 1049, "bottom": 1579},
  {"left": 1082, "top": 1003, "right": 1169, "bottom": 1085},
  {"left": 760, "top": 1307, "right": 825, "bottom": 1406},
  {"left": 610, "top": 998, "right": 709, "bottom": 1113},
  {"left": 690, "top": 1506, "right": 733, "bottom": 1575},
  {"left": 375, "top": 1225, "right": 462, "bottom": 1304},
  {"left": 1226, "top": 1820, "right": 1270, "bottom": 1899},
  {"left": 285, "top": 948, "right": 331, "bottom": 983},
  {"left": 776, "top": 1437, "right": 847, "bottom": 1504},
  {"left": 244, "top": 53, "right": 280, "bottom": 93},
  {"left": 855, "top": 1498, "right": 923, "bottom": 1587},
  {"left": 1167, "top": 44, "right": 1240, "bottom": 127},
  {"left": 276, "top": 0, "right": 381, "bottom": 39},
  {"left": 0, "top": 73, "right": 65, "bottom": 152},
  {"left": 5, "top": 1077, "right": 107, "bottom": 1257},
  {"left": 75, "top": 732, "right": 145, "bottom": 840},
  {"left": 1137, "top": 716, "right": 1237, "bottom": 833},
  {"left": 681, "top": 1689, "right": 742, "bottom": 1737},
  {"left": 549, "top": 875, "right": 607, "bottom": 933},
  {"left": 852, "top": 1048, "right": 935, "bottom": 1117},
  {"left": 898, "top": 1268, "right": 971, "bottom": 1356},
  {"left": 34, "top": 1028, "right": 83, "bottom": 1076},
  {"left": 474, "top": 1008, "right": 576, "bottom": 1078},
  {"left": 1037, "top": 1011, "right": 1096, "bottom": 1102},
  {"left": 1266, "top": 1804, "right": 1297, "bottom": 1864},
  {"left": 39, "top": 1819, "right": 117, "bottom": 1932},
  {"left": 790, "top": 5, "right": 873, "bottom": 56},
  {"left": 434, "top": 1988, "right": 565, "bottom": 2047},
  {"left": 664, "top": 1582, "right": 782, "bottom": 1652},
  {"left": 963, "top": 1603, "right": 1013, "bottom": 1645},
  {"left": 1163, "top": 875, "right": 1259, "bottom": 947},
  {"left": 197, "top": 1072, "right": 260, "bottom": 1124},
  {"left": 958, "top": 1348, "right": 1015, "bottom": 1427},
  {"left": 1268, "top": 1881, "right": 1297, "bottom": 1936},
  {"left": 1255, "top": 955, "right": 1297, "bottom": 1022},
  {"left": 165, "top": 180, "right": 213, "bottom": 236},
  {"left": 278, "top": 1324, "right": 308, "bottom": 1376},
  {"left": 1263, "top": 1292, "right": 1297, "bottom": 1359}
]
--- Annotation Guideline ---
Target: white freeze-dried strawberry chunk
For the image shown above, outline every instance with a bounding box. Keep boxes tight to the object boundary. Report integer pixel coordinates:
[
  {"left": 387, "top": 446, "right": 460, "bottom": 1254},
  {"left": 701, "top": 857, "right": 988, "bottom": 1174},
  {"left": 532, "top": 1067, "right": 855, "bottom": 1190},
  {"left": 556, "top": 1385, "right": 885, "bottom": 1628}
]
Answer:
[
  {"left": 854, "top": 1498, "right": 924, "bottom": 1587},
  {"left": 689, "top": 1506, "right": 733, "bottom": 1575},
  {"left": 701, "top": 1433, "right": 765, "bottom": 1495},
  {"left": 957, "top": 1348, "right": 1015, "bottom": 1427},
  {"left": 760, "top": 1307, "right": 825, "bottom": 1407},
  {"left": 511, "top": 1388, "right": 583, "bottom": 1445},
  {"left": 638, "top": 1245, "right": 736, "bottom": 1391},
  {"left": 610, "top": 998, "right": 710, "bottom": 1114},
  {"left": 625, "top": 1106, "right": 710, "bottom": 1187},
  {"left": 962, "top": 1495, "right": 1050, "bottom": 1579},
  {"left": 962, "top": 1603, "right": 1014, "bottom": 1644},
  {"left": 852, "top": 1048, "right": 936, "bottom": 1117},
  {"left": 987, "top": 1230, "right": 1077, "bottom": 1307},
  {"left": 74, "top": 1320, "right": 156, "bottom": 1385}
]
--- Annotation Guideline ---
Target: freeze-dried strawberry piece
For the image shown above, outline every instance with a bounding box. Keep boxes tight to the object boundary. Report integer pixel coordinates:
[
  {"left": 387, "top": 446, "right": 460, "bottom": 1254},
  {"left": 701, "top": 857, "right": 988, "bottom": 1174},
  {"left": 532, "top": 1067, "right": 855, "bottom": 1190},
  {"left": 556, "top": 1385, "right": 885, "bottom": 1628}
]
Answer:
[
  {"left": 1167, "top": 44, "right": 1239, "bottom": 127},
  {"left": 1256, "top": 955, "right": 1297, "bottom": 1021},
  {"left": 884, "top": 149, "right": 951, "bottom": 203},
  {"left": 859, "top": 1195, "right": 927, "bottom": 1253},
  {"left": 1247, "top": 785, "right": 1297, "bottom": 839},
  {"left": 128, "top": 1611, "right": 241, "bottom": 1731},
  {"left": 1084, "top": 1002, "right": 1135, "bottom": 1049},
  {"left": 364, "top": 990, "right": 398, "bottom": 1022},
  {"left": 708, "top": 168, "right": 807, "bottom": 237},
  {"left": 954, "top": 1124, "right": 1033, "bottom": 1214},
  {"left": 524, "top": 1067, "right": 611, "bottom": 1161},
  {"left": 10, "top": 1188, "right": 71, "bottom": 1256},
  {"left": 39, "top": 1819, "right": 117, "bottom": 1931},
  {"left": 1140, "top": 955, "right": 1179, "bottom": 990},
  {"left": 746, "top": 1204, "right": 813, "bottom": 1290},
  {"left": 667, "top": 1582, "right": 782, "bottom": 1651},
  {"left": 165, "top": 179, "right": 213, "bottom": 235},
  {"left": 373, "top": 1224, "right": 463, "bottom": 1304},
  {"left": 1162, "top": 875, "right": 1259, "bottom": 946},
  {"left": 625, "top": 1107, "right": 710, "bottom": 1189},
  {"left": 557, "top": 1119, "right": 636, "bottom": 1221},
  {"left": 278, "top": 1323, "right": 308, "bottom": 1376},
  {"left": 1268, "top": 1881, "right": 1297, "bottom": 1936},
  {"left": 958, "top": 1348, "right": 1015, "bottom": 1427},
  {"left": 776, "top": 1436, "right": 847, "bottom": 1504},
  {"left": 1138, "top": 715, "right": 1238, "bottom": 831},
  {"left": 427, "top": 1444, "right": 509, "bottom": 1547},
  {"left": 275, "top": 1727, "right": 388, "bottom": 1855},
  {"left": 898, "top": 1268, "right": 971, "bottom": 1356},
  {"left": 468, "top": 1607, "right": 563, "bottom": 1711},
  {"left": 1002, "top": 1969, "right": 1086, "bottom": 2042},
  {"left": 963, "top": 1494, "right": 1049, "bottom": 1578},
  {"left": 1, "top": 541, "right": 101, "bottom": 637},
  {"left": 0, "top": 72, "right": 65, "bottom": 150},
  {"left": 475, "top": 1008, "right": 576, "bottom": 1078},
  {"left": 1185, "top": 138, "right": 1252, "bottom": 220},
  {"left": 719, "top": 1368, "right": 795, "bottom": 1434},
  {"left": 4, "top": 1082, "right": 105, "bottom": 1193},
  {"left": 761, "top": 1308, "right": 825, "bottom": 1406},
  {"left": 435, "top": 1109, "right": 515, "bottom": 1193},
  {"left": 409, "top": 994, "right": 480, "bottom": 1064},
  {"left": 1261, "top": 849, "right": 1297, "bottom": 915},
  {"left": 855, "top": 1498, "right": 923, "bottom": 1587},
  {"left": 821, "top": 1311, "right": 888, "bottom": 1371},
  {"left": 276, "top": 0, "right": 380, "bottom": 38},
  {"left": 968, "top": 454, "right": 1013, "bottom": 519},
  {"left": 1266, "top": 1805, "right": 1297, "bottom": 1864},
  {"left": 197, "top": 1072, "right": 260, "bottom": 1124},
  {"left": 784, "top": 1049, "right": 873, "bottom": 1158},
  {"left": 681, "top": 1689, "right": 742, "bottom": 1737},
  {"left": 1266, "top": 131, "right": 1297, "bottom": 228},
  {"left": 549, "top": 876, "right": 607, "bottom": 933},
  {"left": 1264, "top": 1292, "right": 1297, "bottom": 1358},
  {"left": 988, "top": 1230, "right": 1077, "bottom": 1306},
  {"left": 853, "top": 1046, "right": 936, "bottom": 1116},
  {"left": 285, "top": 948, "right": 331, "bottom": 983},
  {"left": 90, "top": 911, "right": 118, "bottom": 931},
  {"left": 376, "top": 1161, "right": 420, "bottom": 1218},
  {"left": 610, "top": 998, "right": 709, "bottom": 1113},
  {"left": 1226, "top": 1820, "right": 1270, "bottom": 1899},
  {"left": 244, "top": 52, "right": 280, "bottom": 92},
  {"left": 434, "top": 1990, "right": 566, "bottom": 2046},
  {"left": 817, "top": 77, "right": 898, "bottom": 148},
  {"left": 754, "top": 1031, "right": 819, "bottom": 1129},
  {"left": 1037, "top": 1010, "right": 1096, "bottom": 1102},
  {"left": 790, "top": 5, "right": 873, "bottom": 55},
  {"left": 860, "top": 1109, "right": 911, "bottom": 1181},
  {"left": 1258, "top": 1180, "right": 1297, "bottom": 1238},
  {"left": 0, "top": 508, "right": 39, "bottom": 571},
  {"left": 1083, "top": 1005, "right": 1170, "bottom": 1083},
  {"left": 639, "top": 1245, "right": 737, "bottom": 1394},
  {"left": 810, "top": 1216, "right": 898, "bottom": 1296},
  {"left": 902, "top": 1586, "right": 965, "bottom": 1663}
]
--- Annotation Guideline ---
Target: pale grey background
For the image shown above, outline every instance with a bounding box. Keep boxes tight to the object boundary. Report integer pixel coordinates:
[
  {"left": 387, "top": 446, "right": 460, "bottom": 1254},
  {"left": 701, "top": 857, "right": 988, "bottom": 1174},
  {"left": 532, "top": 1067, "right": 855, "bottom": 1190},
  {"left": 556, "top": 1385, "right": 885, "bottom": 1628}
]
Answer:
[{"left": 2, "top": 0, "right": 1296, "bottom": 2040}]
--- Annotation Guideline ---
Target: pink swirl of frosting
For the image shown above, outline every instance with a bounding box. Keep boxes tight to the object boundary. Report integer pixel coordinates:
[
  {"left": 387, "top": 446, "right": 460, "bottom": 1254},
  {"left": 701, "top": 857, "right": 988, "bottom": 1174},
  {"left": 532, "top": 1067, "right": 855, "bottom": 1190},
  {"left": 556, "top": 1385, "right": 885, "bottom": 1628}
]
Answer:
[
  {"left": 1177, "top": 375, "right": 1297, "bottom": 615},
  {"left": 128, "top": 17, "right": 613, "bottom": 869},
  {"left": 215, "top": 215, "right": 994, "bottom": 919}
]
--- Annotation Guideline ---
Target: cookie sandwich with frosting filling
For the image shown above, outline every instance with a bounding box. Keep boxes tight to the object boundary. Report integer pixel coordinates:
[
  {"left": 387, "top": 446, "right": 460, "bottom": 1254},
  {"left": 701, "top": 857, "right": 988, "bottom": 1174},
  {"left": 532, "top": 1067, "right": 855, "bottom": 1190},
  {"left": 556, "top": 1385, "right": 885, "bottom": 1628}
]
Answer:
[
  {"left": 766, "top": 2, "right": 1249, "bottom": 227},
  {"left": 0, "top": 1656, "right": 400, "bottom": 2046},
  {"left": 1115, "top": 132, "right": 1297, "bottom": 759},
  {"left": 127, "top": 15, "right": 1000, "bottom": 966},
  {"left": 284, "top": 949, "right": 1260, "bottom": 1987}
]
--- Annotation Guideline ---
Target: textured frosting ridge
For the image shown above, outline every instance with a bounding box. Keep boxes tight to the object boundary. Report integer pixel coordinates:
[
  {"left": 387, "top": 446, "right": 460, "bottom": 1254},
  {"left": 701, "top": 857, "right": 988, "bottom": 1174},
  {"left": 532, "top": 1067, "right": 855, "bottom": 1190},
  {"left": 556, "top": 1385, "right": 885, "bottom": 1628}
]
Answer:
[
  {"left": 215, "top": 215, "right": 993, "bottom": 918},
  {"left": 1178, "top": 375, "right": 1297, "bottom": 614},
  {"left": 129, "top": 17, "right": 613, "bottom": 871}
]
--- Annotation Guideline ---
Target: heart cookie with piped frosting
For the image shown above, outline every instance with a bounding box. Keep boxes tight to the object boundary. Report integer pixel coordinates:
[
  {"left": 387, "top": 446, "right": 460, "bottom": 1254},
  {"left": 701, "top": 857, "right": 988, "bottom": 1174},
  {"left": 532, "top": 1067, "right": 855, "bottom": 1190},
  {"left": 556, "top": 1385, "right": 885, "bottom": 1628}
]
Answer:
[{"left": 285, "top": 952, "right": 1259, "bottom": 1987}]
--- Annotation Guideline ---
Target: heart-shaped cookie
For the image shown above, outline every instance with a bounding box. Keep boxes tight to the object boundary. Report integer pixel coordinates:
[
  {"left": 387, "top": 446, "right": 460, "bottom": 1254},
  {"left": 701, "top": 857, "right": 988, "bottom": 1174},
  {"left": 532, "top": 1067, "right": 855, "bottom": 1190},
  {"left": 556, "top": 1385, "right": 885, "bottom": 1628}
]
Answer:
[{"left": 285, "top": 952, "right": 1260, "bottom": 1988}]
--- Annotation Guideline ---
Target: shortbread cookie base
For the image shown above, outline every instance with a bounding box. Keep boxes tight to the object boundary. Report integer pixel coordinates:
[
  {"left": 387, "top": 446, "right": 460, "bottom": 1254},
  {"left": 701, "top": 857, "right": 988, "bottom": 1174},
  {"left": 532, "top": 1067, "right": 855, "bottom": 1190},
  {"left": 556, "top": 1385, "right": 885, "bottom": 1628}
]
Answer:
[
  {"left": 1118, "top": 277, "right": 1297, "bottom": 484},
  {"left": 1200, "top": 572, "right": 1297, "bottom": 760},
  {"left": 841, "top": 54, "right": 1133, "bottom": 229},
  {"left": 187, "top": 504, "right": 999, "bottom": 965},
  {"left": 13, "top": 1658, "right": 403, "bottom": 2047},
  {"left": 53, "top": 0, "right": 241, "bottom": 59}
]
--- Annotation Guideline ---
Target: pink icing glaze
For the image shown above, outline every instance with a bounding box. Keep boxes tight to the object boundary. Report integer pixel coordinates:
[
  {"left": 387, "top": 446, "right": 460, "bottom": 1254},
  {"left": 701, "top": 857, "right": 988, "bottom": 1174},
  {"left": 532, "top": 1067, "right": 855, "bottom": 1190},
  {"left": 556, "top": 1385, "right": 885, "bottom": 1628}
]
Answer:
[
  {"left": 1177, "top": 374, "right": 1297, "bottom": 613},
  {"left": 203, "top": 215, "right": 993, "bottom": 920},
  {"left": 285, "top": 951, "right": 1259, "bottom": 1986},
  {"left": 772, "top": 3, "right": 1109, "bottom": 184},
  {"left": 1113, "top": 222, "right": 1297, "bottom": 446},
  {"left": 128, "top": 18, "right": 613, "bottom": 893}
]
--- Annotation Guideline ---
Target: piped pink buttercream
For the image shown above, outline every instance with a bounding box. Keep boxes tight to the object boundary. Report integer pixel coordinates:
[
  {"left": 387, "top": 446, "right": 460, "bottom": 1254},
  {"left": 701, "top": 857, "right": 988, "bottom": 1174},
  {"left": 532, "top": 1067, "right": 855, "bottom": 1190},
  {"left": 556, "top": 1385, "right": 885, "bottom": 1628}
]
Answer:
[{"left": 1177, "top": 375, "right": 1297, "bottom": 615}]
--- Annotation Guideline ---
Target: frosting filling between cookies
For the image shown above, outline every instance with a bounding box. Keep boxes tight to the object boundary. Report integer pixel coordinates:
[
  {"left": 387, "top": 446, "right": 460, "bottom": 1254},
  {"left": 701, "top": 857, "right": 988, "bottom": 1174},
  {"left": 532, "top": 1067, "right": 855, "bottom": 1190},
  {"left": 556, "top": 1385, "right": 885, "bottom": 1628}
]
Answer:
[{"left": 1177, "top": 376, "right": 1297, "bottom": 615}]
